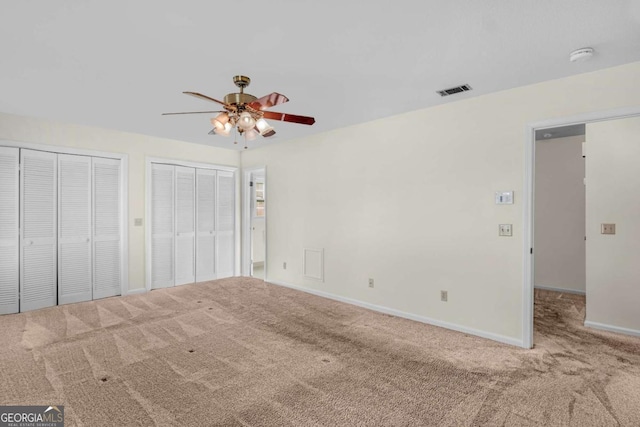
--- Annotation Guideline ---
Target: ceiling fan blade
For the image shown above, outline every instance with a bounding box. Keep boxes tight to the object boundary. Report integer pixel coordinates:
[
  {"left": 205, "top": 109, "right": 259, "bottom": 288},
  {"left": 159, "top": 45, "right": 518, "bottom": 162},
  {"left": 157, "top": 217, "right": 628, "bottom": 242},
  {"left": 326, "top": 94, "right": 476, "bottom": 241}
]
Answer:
[
  {"left": 162, "top": 110, "right": 224, "bottom": 115},
  {"left": 262, "top": 111, "right": 315, "bottom": 125},
  {"left": 183, "top": 91, "right": 228, "bottom": 106},
  {"left": 249, "top": 92, "right": 289, "bottom": 110}
]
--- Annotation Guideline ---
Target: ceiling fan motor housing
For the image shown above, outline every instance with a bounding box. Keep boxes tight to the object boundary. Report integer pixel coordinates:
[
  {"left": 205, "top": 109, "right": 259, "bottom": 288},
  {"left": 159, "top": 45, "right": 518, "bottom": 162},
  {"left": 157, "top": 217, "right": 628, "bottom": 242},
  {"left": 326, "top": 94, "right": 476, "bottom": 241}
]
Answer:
[{"left": 224, "top": 92, "right": 258, "bottom": 106}]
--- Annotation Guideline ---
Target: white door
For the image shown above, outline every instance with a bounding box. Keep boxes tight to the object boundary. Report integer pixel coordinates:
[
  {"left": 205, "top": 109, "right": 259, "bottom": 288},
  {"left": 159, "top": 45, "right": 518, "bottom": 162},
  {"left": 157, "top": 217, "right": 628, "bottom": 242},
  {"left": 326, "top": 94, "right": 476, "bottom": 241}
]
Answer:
[
  {"left": 196, "top": 169, "right": 216, "bottom": 282},
  {"left": 57, "top": 154, "right": 92, "bottom": 305},
  {"left": 20, "top": 149, "right": 58, "bottom": 312},
  {"left": 151, "top": 164, "right": 175, "bottom": 288},
  {"left": 216, "top": 170, "right": 235, "bottom": 278},
  {"left": 93, "top": 157, "right": 122, "bottom": 299},
  {"left": 0, "top": 147, "right": 20, "bottom": 314},
  {"left": 175, "top": 166, "right": 195, "bottom": 286}
]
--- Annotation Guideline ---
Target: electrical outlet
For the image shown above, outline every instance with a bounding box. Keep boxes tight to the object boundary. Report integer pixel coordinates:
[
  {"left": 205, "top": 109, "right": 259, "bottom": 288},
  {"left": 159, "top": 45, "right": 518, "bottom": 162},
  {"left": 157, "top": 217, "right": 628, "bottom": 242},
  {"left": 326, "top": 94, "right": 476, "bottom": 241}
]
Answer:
[
  {"left": 283, "top": 262, "right": 287, "bottom": 270},
  {"left": 499, "top": 224, "right": 513, "bottom": 237},
  {"left": 368, "top": 278, "right": 374, "bottom": 288},
  {"left": 134, "top": 218, "right": 143, "bottom": 226},
  {"left": 601, "top": 223, "right": 616, "bottom": 235},
  {"left": 441, "top": 290, "right": 448, "bottom": 302}
]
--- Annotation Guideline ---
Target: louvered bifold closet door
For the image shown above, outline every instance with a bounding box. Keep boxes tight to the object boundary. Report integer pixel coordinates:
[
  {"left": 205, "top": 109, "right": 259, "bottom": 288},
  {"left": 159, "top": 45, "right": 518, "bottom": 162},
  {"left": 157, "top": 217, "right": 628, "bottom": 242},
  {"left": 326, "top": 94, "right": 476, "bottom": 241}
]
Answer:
[
  {"left": 93, "top": 158, "right": 122, "bottom": 299},
  {"left": 151, "top": 164, "right": 175, "bottom": 288},
  {"left": 175, "top": 166, "right": 195, "bottom": 286},
  {"left": 20, "top": 149, "right": 57, "bottom": 312},
  {"left": 196, "top": 169, "right": 216, "bottom": 282},
  {"left": 216, "top": 170, "right": 235, "bottom": 278},
  {"left": 0, "top": 148, "right": 19, "bottom": 314},
  {"left": 57, "top": 154, "right": 92, "bottom": 305}
]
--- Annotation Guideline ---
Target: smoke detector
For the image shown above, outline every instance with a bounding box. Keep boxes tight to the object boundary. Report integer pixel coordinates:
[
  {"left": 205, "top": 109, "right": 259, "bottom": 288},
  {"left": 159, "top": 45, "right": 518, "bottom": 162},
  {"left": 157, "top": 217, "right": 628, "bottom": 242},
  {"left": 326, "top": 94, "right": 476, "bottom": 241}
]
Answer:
[{"left": 569, "top": 47, "right": 594, "bottom": 62}]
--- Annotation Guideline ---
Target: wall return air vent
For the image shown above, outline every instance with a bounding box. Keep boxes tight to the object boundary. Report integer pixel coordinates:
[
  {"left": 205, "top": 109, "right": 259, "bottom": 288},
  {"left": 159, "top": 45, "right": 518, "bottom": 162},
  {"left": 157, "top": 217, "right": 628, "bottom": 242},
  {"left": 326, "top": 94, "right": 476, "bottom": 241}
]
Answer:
[{"left": 437, "top": 84, "right": 472, "bottom": 97}]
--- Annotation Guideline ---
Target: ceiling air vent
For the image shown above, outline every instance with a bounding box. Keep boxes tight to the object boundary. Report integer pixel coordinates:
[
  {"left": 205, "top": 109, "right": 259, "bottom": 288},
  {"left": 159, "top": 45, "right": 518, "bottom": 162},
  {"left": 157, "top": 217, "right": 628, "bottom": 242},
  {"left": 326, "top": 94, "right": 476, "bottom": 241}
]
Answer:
[{"left": 437, "top": 84, "right": 472, "bottom": 97}]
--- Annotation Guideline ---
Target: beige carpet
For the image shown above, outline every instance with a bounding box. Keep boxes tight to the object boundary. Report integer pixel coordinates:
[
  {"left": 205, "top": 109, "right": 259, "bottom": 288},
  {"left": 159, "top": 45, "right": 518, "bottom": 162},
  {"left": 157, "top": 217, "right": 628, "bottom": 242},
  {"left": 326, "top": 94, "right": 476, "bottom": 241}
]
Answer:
[{"left": 1, "top": 280, "right": 639, "bottom": 426}]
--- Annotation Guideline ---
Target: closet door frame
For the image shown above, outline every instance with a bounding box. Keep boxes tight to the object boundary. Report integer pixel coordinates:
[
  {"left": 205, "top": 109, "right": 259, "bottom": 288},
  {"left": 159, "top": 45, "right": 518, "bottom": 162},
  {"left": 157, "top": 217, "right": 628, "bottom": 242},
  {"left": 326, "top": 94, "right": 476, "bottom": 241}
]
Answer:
[
  {"left": 0, "top": 147, "right": 20, "bottom": 314},
  {"left": 145, "top": 157, "right": 239, "bottom": 291},
  {"left": 0, "top": 140, "right": 129, "bottom": 296}
]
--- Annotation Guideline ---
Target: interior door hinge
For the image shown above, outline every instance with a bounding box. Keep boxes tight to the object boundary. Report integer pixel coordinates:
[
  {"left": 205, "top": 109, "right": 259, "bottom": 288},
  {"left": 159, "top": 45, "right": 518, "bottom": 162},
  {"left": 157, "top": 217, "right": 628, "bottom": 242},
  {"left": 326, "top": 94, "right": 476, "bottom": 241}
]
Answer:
[
  {"left": 250, "top": 181, "right": 254, "bottom": 187},
  {"left": 530, "top": 248, "right": 533, "bottom": 254}
]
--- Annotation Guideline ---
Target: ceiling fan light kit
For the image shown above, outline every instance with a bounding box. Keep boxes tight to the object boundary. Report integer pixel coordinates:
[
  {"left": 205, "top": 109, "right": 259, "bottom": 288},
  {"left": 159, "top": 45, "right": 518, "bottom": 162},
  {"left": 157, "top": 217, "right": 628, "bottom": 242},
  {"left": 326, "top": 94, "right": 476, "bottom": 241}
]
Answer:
[{"left": 163, "top": 75, "right": 315, "bottom": 148}]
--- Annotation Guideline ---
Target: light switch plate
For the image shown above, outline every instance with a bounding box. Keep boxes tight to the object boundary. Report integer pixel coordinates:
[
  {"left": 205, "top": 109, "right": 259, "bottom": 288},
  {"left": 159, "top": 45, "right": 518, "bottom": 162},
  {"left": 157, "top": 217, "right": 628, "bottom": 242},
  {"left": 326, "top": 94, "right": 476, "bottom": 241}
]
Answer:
[
  {"left": 495, "top": 191, "right": 514, "bottom": 205},
  {"left": 499, "top": 224, "right": 513, "bottom": 236},
  {"left": 601, "top": 223, "right": 616, "bottom": 235},
  {"left": 134, "top": 218, "right": 143, "bottom": 226}
]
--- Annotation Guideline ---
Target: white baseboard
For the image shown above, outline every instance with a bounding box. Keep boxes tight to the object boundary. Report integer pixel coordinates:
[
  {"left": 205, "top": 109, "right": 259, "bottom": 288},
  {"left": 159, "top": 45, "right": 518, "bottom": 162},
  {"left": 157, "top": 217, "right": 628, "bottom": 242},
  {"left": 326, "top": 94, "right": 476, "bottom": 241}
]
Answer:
[
  {"left": 267, "top": 280, "right": 524, "bottom": 348},
  {"left": 584, "top": 320, "right": 640, "bottom": 338},
  {"left": 534, "top": 285, "right": 585, "bottom": 295},
  {"left": 127, "top": 288, "right": 148, "bottom": 296}
]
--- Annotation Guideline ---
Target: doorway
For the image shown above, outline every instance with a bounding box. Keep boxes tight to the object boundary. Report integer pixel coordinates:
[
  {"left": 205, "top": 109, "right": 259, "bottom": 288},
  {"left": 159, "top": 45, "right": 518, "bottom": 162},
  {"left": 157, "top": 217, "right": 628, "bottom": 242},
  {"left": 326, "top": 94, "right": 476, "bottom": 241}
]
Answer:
[
  {"left": 524, "top": 106, "right": 640, "bottom": 348},
  {"left": 243, "top": 167, "right": 266, "bottom": 280},
  {"left": 533, "top": 124, "right": 586, "bottom": 296}
]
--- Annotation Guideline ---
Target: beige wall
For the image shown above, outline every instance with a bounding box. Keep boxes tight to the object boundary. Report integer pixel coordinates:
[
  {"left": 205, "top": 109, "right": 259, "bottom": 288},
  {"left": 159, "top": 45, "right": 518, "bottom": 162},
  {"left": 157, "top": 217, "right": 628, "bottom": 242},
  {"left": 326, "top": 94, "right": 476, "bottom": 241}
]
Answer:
[
  {"left": 585, "top": 117, "right": 640, "bottom": 333},
  {"left": 534, "top": 135, "right": 586, "bottom": 293},
  {"left": 241, "top": 61, "right": 640, "bottom": 344},
  {"left": 0, "top": 113, "right": 240, "bottom": 291}
]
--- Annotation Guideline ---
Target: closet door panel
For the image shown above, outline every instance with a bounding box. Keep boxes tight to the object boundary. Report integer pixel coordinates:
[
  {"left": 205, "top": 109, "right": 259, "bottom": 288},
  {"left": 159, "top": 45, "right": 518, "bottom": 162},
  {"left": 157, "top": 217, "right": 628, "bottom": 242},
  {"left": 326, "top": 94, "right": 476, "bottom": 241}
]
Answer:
[
  {"left": 0, "top": 147, "right": 19, "bottom": 314},
  {"left": 216, "top": 170, "right": 235, "bottom": 278},
  {"left": 20, "top": 149, "right": 57, "bottom": 312},
  {"left": 175, "top": 166, "right": 195, "bottom": 286},
  {"left": 93, "top": 158, "right": 122, "bottom": 299},
  {"left": 196, "top": 169, "right": 216, "bottom": 282},
  {"left": 151, "top": 164, "right": 175, "bottom": 288},
  {"left": 58, "top": 154, "right": 92, "bottom": 305}
]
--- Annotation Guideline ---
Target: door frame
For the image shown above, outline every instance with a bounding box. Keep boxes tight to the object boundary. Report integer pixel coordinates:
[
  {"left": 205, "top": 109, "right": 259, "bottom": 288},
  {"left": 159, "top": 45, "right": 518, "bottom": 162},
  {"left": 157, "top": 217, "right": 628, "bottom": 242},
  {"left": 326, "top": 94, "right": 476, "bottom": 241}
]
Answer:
[
  {"left": 145, "top": 157, "right": 240, "bottom": 291},
  {"left": 0, "top": 139, "right": 130, "bottom": 297},
  {"left": 242, "top": 166, "right": 267, "bottom": 279},
  {"left": 522, "top": 105, "right": 640, "bottom": 349}
]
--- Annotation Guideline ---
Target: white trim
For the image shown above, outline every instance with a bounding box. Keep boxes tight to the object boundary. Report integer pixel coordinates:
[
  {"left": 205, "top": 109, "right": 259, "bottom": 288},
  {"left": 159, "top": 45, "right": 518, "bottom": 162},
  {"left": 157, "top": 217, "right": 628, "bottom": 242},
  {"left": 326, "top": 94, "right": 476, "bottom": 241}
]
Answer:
[
  {"left": 145, "top": 161, "right": 153, "bottom": 291},
  {"left": 1, "top": 139, "right": 130, "bottom": 297},
  {"left": 584, "top": 321, "right": 640, "bottom": 338},
  {"left": 0, "top": 139, "right": 125, "bottom": 160},
  {"left": 522, "top": 125, "right": 535, "bottom": 349},
  {"left": 534, "top": 285, "right": 586, "bottom": 295},
  {"left": 127, "top": 287, "right": 148, "bottom": 296},
  {"left": 242, "top": 166, "right": 267, "bottom": 278},
  {"left": 146, "top": 156, "right": 237, "bottom": 172},
  {"left": 235, "top": 170, "right": 242, "bottom": 277},
  {"left": 523, "top": 105, "right": 640, "bottom": 350},
  {"left": 528, "top": 106, "right": 640, "bottom": 131},
  {"left": 268, "top": 279, "right": 523, "bottom": 347},
  {"left": 120, "top": 155, "right": 129, "bottom": 295}
]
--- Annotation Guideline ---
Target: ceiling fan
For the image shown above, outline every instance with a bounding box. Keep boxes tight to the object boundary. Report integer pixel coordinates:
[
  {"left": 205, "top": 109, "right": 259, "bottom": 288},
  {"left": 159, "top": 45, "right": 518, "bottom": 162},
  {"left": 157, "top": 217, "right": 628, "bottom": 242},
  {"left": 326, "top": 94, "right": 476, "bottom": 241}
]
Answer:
[{"left": 163, "top": 75, "right": 315, "bottom": 147}]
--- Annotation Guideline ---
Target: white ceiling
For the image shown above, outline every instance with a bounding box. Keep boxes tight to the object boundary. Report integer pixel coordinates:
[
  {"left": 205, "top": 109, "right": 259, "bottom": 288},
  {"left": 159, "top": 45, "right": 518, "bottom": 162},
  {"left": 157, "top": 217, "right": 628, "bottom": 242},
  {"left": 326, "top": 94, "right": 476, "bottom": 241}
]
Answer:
[{"left": 1, "top": 1, "right": 639, "bottom": 151}]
